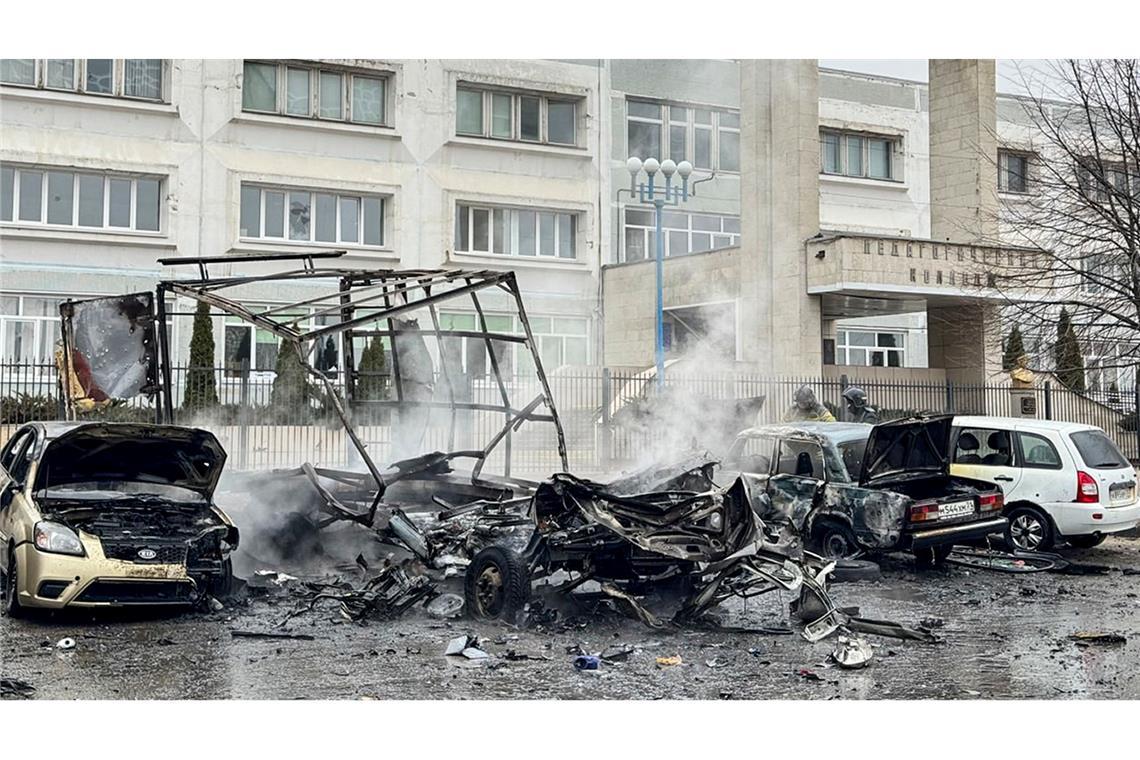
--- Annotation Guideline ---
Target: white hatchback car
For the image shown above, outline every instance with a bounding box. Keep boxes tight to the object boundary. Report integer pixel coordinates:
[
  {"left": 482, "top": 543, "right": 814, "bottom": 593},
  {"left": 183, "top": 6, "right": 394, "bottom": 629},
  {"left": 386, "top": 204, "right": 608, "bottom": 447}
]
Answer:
[{"left": 950, "top": 416, "right": 1139, "bottom": 550}]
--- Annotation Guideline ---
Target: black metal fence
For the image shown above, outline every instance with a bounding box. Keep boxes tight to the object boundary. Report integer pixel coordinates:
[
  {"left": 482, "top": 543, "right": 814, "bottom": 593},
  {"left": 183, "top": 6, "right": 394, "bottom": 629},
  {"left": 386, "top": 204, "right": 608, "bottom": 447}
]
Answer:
[{"left": 2, "top": 361, "right": 1137, "bottom": 475}]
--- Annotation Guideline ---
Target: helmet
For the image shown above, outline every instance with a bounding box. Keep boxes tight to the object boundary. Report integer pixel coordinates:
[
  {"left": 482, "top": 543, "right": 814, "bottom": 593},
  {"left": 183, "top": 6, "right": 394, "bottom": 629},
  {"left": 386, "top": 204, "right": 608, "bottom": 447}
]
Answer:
[
  {"left": 793, "top": 385, "right": 817, "bottom": 409},
  {"left": 842, "top": 386, "right": 868, "bottom": 408}
]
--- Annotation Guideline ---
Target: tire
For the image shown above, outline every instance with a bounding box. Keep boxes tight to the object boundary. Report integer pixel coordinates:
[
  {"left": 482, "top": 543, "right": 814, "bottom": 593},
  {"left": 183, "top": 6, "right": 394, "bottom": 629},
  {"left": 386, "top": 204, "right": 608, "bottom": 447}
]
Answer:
[
  {"left": 3, "top": 549, "right": 27, "bottom": 619},
  {"left": 208, "top": 558, "right": 234, "bottom": 599},
  {"left": 464, "top": 546, "right": 530, "bottom": 621},
  {"left": 1066, "top": 534, "right": 1107, "bottom": 549},
  {"left": 914, "top": 543, "right": 954, "bottom": 569},
  {"left": 831, "top": 558, "right": 882, "bottom": 583},
  {"left": 1005, "top": 505, "right": 1055, "bottom": 552},
  {"left": 811, "top": 520, "right": 860, "bottom": 560}
]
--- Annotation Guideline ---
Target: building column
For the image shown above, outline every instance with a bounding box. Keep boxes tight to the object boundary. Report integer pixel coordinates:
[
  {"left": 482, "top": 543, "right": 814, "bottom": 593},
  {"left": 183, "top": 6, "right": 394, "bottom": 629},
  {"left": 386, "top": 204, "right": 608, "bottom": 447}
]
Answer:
[
  {"left": 738, "top": 60, "right": 822, "bottom": 375},
  {"left": 927, "top": 59, "right": 1003, "bottom": 385}
]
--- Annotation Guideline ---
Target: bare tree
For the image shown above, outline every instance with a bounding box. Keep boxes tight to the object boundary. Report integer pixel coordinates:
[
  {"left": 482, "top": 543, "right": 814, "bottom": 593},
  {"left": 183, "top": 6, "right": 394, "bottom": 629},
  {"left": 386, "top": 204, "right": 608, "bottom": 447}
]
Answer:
[{"left": 991, "top": 59, "right": 1139, "bottom": 393}]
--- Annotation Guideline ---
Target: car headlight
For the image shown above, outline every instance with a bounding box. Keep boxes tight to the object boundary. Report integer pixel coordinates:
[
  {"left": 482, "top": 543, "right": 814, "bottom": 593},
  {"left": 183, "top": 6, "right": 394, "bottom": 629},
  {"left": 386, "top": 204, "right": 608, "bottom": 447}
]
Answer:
[
  {"left": 708, "top": 511, "right": 723, "bottom": 530},
  {"left": 34, "top": 521, "right": 85, "bottom": 557}
]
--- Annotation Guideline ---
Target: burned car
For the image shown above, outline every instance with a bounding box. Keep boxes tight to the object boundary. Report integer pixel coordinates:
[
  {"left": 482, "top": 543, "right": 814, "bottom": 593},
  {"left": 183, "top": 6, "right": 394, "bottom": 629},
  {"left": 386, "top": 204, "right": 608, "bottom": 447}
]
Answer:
[
  {"left": 460, "top": 454, "right": 819, "bottom": 626},
  {"left": 720, "top": 416, "right": 1007, "bottom": 566},
  {"left": 0, "top": 422, "right": 238, "bottom": 615}
]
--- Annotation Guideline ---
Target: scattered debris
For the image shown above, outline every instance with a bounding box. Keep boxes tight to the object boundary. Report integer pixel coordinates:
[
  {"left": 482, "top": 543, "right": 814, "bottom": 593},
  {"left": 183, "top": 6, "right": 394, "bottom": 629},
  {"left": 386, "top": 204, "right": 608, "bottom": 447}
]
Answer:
[
  {"left": 444, "top": 634, "right": 489, "bottom": 660},
  {"left": 919, "top": 616, "right": 945, "bottom": 630},
  {"left": 847, "top": 617, "right": 942, "bottom": 643},
  {"left": 1, "top": 678, "right": 36, "bottom": 700},
  {"left": 656, "top": 655, "right": 683, "bottom": 668},
  {"left": 831, "top": 636, "right": 873, "bottom": 669},
  {"left": 573, "top": 655, "right": 601, "bottom": 670},
  {"left": 601, "top": 645, "right": 635, "bottom": 663},
  {"left": 425, "top": 593, "right": 465, "bottom": 619},
  {"left": 56, "top": 637, "right": 76, "bottom": 651},
  {"left": 705, "top": 657, "right": 730, "bottom": 668},
  {"left": 231, "top": 630, "right": 316, "bottom": 641},
  {"left": 796, "top": 668, "right": 823, "bottom": 682},
  {"left": 1069, "top": 632, "right": 1127, "bottom": 645},
  {"left": 207, "top": 597, "right": 225, "bottom": 612}
]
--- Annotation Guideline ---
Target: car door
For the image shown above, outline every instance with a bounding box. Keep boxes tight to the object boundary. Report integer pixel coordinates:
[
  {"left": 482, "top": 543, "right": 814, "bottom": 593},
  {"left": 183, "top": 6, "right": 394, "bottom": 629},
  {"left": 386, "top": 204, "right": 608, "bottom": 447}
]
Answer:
[
  {"left": 766, "top": 437, "right": 827, "bottom": 525},
  {"left": 1011, "top": 427, "right": 1070, "bottom": 505},
  {"left": 951, "top": 425, "right": 1023, "bottom": 496},
  {"left": 0, "top": 427, "right": 35, "bottom": 568}
]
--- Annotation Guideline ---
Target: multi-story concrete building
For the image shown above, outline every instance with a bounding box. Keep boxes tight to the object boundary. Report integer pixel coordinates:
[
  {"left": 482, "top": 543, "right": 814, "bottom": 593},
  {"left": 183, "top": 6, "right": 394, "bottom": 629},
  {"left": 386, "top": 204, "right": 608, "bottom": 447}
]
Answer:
[{"left": 1, "top": 58, "right": 1129, "bottom": 394}]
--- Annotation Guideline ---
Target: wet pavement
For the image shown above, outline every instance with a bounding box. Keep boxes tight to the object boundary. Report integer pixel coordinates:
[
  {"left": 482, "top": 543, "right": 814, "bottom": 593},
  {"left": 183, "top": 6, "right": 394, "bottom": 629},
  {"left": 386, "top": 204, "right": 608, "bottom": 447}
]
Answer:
[{"left": 4, "top": 537, "right": 1140, "bottom": 700}]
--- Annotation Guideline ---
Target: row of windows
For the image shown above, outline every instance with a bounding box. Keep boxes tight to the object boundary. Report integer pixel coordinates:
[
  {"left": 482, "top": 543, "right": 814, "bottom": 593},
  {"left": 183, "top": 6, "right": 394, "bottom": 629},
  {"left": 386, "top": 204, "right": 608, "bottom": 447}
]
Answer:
[
  {"left": 821, "top": 130, "right": 895, "bottom": 180},
  {"left": 242, "top": 61, "right": 387, "bottom": 126},
  {"left": 456, "top": 87, "right": 576, "bottom": 146},
  {"left": 1, "top": 167, "right": 161, "bottom": 232},
  {"left": 454, "top": 204, "right": 576, "bottom": 259},
  {"left": 239, "top": 184, "right": 384, "bottom": 246},
  {"left": 834, "top": 330, "right": 905, "bottom": 367},
  {"left": 1, "top": 59, "right": 165, "bottom": 101},
  {"left": 621, "top": 208, "right": 740, "bottom": 262},
  {"left": 627, "top": 100, "right": 740, "bottom": 172}
]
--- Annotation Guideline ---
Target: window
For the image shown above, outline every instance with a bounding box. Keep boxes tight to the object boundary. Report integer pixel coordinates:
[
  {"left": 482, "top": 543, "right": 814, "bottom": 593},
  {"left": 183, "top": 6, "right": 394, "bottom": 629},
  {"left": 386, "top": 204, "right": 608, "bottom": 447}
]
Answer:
[
  {"left": 1077, "top": 158, "right": 1137, "bottom": 204},
  {"left": 454, "top": 203, "right": 576, "bottom": 259},
  {"left": 627, "top": 99, "right": 740, "bottom": 171},
  {"left": 240, "top": 183, "right": 385, "bottom": 246},
  {"left": 835, "top": 330, "right": 905, "bottom": 367},
  {"left": 820, "top": 130, "right": 898, "bottom": 180},
  {"left": 439, "top": 312, "right": 588, "bottom": 377},
  {"left": 1017, "top": 432, "right": 1062, "bottom": 469},
  {"left": 0, "top": 59, "right": 167, "bottom": 101},
  {"left": 999, "top": 151, "right": 1030, "bottom": 193},
  {"left": 953, "top": 427, "right": 1016, "bottom": 466},
  {"left": 1, "top": 166, "right": 162, "bottom": 232},
  {"left": 1, "top": 294, "right": 66, "bottom": 363},
  {"left": 622, "top": 207, "right": 740, "bottom": 262},
  {"left": 1070, "top": 430, "right": 1129, "bottom": 470},
  {"left": 241, "top": 61, "right": 388, "bottom": 126},
  {"left": 455, "top": 86, "right": 578, "bottom": 146}
]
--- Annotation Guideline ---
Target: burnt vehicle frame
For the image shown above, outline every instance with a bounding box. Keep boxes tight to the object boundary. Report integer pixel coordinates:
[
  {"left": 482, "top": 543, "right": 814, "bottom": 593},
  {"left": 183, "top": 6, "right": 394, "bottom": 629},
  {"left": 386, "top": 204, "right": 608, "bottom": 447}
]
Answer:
[
  {"left": 719, "top": 416, "right": 1009, "bottom": 564},
  {"left": 59, "top": 251, "right": 569, "bottom": 495}
]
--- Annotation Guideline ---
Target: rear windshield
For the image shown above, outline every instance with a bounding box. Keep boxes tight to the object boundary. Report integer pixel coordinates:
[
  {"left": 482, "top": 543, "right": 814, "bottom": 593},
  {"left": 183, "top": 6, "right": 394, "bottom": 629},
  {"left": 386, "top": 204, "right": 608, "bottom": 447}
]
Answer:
[{"left": 1069, "top": 430, "right": 1129, "bottom": 470}]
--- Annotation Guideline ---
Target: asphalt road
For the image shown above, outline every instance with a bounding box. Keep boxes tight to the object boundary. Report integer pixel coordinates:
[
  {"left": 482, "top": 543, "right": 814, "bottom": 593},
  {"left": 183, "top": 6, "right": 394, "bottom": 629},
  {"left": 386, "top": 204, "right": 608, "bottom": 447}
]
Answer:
[{"left": 4, "top": 537, "right": 1140, "bottom": 700}]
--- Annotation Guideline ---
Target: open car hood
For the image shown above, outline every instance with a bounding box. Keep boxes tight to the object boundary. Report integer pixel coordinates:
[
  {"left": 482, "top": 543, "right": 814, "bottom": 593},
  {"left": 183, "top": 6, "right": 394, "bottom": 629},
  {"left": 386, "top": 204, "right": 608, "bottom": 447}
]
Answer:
[
  {"left": 34, "top": 423, "right": 227, "bottom": 499},
  {"left": 858, "top": 415, "right": 953, "bottom": 486}
]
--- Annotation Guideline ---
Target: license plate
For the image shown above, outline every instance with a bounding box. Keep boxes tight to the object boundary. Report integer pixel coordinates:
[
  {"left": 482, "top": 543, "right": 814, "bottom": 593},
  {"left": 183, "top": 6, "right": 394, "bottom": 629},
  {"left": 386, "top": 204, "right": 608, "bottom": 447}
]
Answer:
[
  {"left": 939, "top": 500, "right": 975, "bottom": 520},
  {"left": 1110, "top": 483, "right": 1135, "bottom": 505}
]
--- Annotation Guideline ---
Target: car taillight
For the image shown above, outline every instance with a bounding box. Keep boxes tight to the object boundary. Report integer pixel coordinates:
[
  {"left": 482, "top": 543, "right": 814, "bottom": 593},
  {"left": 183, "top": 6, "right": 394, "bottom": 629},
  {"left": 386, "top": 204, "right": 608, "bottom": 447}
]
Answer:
[
  {"left": 1076, "top": 471, "right": 1099, "bottom": 503},
  {"left": 909, "top": 502, "right": 940, "bottom": 523},
  {"left": 979, "top": 492, "right": 1004, "bottom": 513}
]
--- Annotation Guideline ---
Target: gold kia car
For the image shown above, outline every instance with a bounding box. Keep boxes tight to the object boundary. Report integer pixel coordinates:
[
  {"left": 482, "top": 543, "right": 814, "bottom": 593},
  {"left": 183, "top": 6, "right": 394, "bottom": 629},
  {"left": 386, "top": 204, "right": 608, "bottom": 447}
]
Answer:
[{"left": 0, "top": 422, "right": 238, "bottom": 616}]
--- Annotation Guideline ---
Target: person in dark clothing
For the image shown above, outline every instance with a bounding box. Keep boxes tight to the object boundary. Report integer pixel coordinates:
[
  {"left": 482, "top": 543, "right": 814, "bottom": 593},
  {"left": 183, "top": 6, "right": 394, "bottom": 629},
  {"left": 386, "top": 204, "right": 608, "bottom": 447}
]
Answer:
[{"left": 842, "top": 386, "right": 881, "bottom": 424}]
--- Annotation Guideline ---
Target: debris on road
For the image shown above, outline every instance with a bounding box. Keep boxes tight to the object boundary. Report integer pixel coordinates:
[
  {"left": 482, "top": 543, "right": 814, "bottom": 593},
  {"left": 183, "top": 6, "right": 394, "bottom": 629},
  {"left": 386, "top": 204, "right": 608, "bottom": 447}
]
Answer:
[
  {"left": 231, "top": 630, "right": 316, "bottom": 641},
  {"left": 1069, "top": 632, "right": 1127, "bottom": 645},
  {"left": 56, "top": 637, "right": 76, "bottom": 651},
  {"left": 425, "top": 593, "right": 465, "bottom": 619},
  {"left": 573, "top": 655, "right": 601, "bottom": 670},
  {"left": 1, "top": 678, "right": 36, "bottom": 700},
  {"left": 831, "top": 636, "right": 873, "bottom": 669},
  {"left": 656, "top": 655, "right": 683, "bottom": 668}
]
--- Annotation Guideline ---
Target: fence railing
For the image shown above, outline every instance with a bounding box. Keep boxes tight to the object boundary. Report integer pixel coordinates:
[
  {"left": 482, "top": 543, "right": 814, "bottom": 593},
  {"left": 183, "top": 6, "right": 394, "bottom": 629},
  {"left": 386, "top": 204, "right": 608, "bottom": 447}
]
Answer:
[{"left": 2, "top": 361, "right": 1137, "bottom": 475}]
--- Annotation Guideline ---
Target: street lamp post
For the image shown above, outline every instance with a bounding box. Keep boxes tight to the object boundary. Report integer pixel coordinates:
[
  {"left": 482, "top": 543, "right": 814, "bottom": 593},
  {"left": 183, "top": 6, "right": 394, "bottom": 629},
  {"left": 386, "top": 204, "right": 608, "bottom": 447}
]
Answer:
[{"left": 626, "top": 156, "right": 693, "bottom": 390}]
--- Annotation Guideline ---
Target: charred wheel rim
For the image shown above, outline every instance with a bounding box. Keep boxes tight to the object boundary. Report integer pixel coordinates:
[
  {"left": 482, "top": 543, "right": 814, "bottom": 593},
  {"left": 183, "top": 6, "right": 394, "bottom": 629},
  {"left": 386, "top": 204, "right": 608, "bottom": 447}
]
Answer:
[
  {"left": 820, "top": 529, "right": 854, "bottom": 559},
  {"left": 1010, "top": 513, "right": 1045, "bottom": 550},
  {"left": 474, "top": 564, "right": 505, "bottom": 616}
]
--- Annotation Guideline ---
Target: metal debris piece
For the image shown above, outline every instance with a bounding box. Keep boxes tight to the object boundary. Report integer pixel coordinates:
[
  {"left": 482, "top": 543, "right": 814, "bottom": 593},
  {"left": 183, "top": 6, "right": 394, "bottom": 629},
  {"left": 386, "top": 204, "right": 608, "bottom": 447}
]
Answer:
[
  {"left": 231, "top": 630, "right": 316, "bottom": 641},
  {"left": 1069, "top": 632, "right": 1127, "bottom": 645},
  {"left": 847, "top": 616, "right": 941, "bottom": 643},
  {"left": 1, "top": 678, "right": 36, "bottom": 700},
  {"left": 462, "top": 647, "right": 490, "bottom": 660},
  {"left": 830, "top": 636, "right": 873, "bottom": 669},
  {"left": 601, "top": 645, "right": 635, "bottom": 663},
  {"left": 445, "top": 635, "right": 476, "bottom": 656},
  {"left": 425, "top": 593, "right": 465, "bottom": 619}
]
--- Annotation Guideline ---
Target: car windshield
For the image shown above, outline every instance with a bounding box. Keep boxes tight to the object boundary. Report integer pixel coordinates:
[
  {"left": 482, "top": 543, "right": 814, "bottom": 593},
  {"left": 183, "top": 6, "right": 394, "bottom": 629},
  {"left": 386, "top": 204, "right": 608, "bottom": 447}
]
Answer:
[
  {"left": 1069, "top": 430, "right": 1129, "bottom": 470},
  {"left": 37, "top": 481, "right": 207, "bottom": 503}
]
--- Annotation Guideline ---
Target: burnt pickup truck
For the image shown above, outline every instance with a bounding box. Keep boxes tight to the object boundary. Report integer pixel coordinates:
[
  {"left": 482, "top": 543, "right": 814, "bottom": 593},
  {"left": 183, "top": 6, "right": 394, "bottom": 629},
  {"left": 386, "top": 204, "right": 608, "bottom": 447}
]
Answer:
[{"left": 719, "top": 415, "right": 1007, "bottom": 566}]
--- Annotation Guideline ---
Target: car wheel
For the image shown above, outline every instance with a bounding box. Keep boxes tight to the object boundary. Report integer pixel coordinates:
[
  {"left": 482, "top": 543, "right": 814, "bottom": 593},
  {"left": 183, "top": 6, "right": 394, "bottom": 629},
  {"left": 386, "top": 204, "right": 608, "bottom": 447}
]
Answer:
[
  {"left": 811, "top": 521, "right": 859, "bottom": 560},
  {"left": 1066, "top": 534, "right": 1107, "bottom": 549},
  {"left": 464, "top": 546, "right": 530, "bottom": 621},
  {"left": 207, "top": 558, "right": 234, "bottom": 599},
  {"left": 3, "top": 551, "right": 27, "bottom": 619},
  {"left": 914, "top": 544, "right": 954, "bottom": 569},
  {"left": 1005, "top": 506, "right": 1054, "bottom": 552}
]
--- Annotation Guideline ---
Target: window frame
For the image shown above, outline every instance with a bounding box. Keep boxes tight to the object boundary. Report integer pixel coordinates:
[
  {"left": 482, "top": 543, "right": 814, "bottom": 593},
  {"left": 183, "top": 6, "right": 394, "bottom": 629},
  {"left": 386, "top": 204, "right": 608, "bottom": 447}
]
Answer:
[
  {"left": 0, "top": 294, "right": 69, "bottom": 364},
  {"left": 454, "top": 85, "right": 579, "bottom": 147},
  {"left": 0, "top": 165, "right": 164, "bottom": 234},
  {"left": 835, "top": 329, "right": 906, "bottom": 368},
  {"left": 819, "top": 129, "right": 900, "bottom": 181},
  {"left": 1015, "top": 431, "right": 1063, "bottom": 470},
  {"left": 0, "top": 59, "right": 168, "bottom": 102},
  {"left": 438, "top": 310, "right": 588, "bottom": 378},
  {"left": 626, "top": 98, "right": 741, "bottom": 173},
  {"left": 238, "top": 182, "right": 387, "bottom": 248},
  {"left": 998, "top": 150, "right": 1032, "bottom": 194},
  {"left": 241, "top": 60, "right": 391, "bottom": 127},
  {"left": 453, "top": 202, "right": 578, "bottom": 260},
  {"left": 621, "top": 206, "right": 741, "bottom": 263}
]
